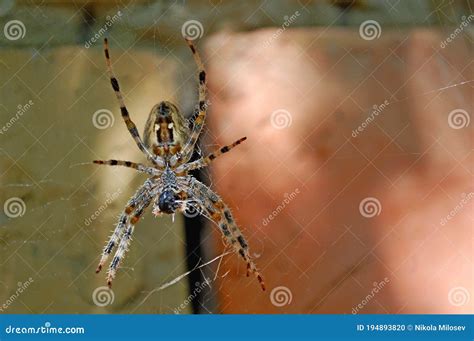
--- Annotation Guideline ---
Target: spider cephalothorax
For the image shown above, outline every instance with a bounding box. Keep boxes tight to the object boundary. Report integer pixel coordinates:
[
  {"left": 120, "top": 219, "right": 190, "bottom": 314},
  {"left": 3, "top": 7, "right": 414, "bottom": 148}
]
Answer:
[
  {"left": 154, "top": 167, "right": 182, "bottom": 215},
  {"left": 157, "top": 188, "right": 179, "bottom": 214},
  {"left": 92, "top": 38, "right": 265, "bottom": 291}
]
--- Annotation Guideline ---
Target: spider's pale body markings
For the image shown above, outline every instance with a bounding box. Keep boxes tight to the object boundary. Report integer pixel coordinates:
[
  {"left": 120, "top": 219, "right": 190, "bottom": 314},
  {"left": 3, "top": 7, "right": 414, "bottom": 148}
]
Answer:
[{"left": 93, "top": 38, "right": 265, "bottom": 291}]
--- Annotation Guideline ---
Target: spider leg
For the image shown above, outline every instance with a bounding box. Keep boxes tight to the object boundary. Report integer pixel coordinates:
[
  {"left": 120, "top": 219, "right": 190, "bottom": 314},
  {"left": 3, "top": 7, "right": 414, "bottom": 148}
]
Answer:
[
  {"left": 170, "top": 38, "right": 207, "bottom": 165},
  {"left": 189, "top": 179, "right": 265, "bottom": 291},
  {"left": 176, "top": 137, "right": 246, "bottom": 173},
  {"left": 106, "top": 194, "right": 153, "bottom": 287},
  {"left": 103, "top": 38, "right": 164, "bottom": 167},
  {"left": 95, "top": 180, "right": 152, "bottom": 274},
  {"left": 93, "top": 159, "right": 159, "bottom": 176}
]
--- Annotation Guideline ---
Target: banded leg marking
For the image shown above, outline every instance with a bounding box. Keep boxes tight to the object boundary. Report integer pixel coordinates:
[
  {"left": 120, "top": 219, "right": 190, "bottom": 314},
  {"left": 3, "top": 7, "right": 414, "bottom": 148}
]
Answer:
[
  {"left": 176, "top": 137, "right": 247, "bottom": 173},
  {"left": 103, "top": 38, "right": 163, "bottom": 167}
]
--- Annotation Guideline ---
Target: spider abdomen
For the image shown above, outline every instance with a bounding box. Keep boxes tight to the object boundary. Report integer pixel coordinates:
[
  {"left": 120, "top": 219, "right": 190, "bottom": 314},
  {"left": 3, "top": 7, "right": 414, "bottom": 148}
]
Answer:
[{"left": 143, "top": 101, "right": 189, "bottom": 159}]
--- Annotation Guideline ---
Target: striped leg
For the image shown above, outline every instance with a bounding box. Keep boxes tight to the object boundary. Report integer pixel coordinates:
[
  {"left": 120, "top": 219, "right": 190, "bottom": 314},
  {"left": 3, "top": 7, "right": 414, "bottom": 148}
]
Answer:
[
  {"left": 103, "top": 38, "right": 163, "bottom": 167},
  {"left": 93, "top": 159, "right": 159, "bottom": 176},
  {"left": 190, "top": 179, "right": 265, "bottom": 291},
  {"left": 95, "top": 180, "right": 151, "bottom": 274},
  {"left": 106, "top": 195, "right": 152, "bottom": 287},
  {"left": 170, "top": 38, "right": 207, "bottom": 165},
  {"left": 176, "top": 137, "right": 247, "bottom": 173}
]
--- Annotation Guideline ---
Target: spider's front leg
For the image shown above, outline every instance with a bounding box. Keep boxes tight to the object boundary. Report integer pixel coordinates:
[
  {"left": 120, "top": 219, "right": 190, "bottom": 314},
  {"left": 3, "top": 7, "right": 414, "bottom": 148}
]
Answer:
[
  {"left": 187, "top": 178, "right": 265, "bottom": 291},
  {"left": 106, "top": 194, "right": 153, "bottom": 287},
  {"left": 95, "top": 180, "right": 154, "bottom": 286}
]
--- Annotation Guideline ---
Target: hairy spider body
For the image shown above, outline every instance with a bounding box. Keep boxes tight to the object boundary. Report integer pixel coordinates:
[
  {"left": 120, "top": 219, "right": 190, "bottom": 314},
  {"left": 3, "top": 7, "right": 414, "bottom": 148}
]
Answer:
[
  {"left": 143, "top": 101, "right": 189, "bottom": 158},
  {"left": 93, "top": 38, "right": 265, "bottom": 291}
]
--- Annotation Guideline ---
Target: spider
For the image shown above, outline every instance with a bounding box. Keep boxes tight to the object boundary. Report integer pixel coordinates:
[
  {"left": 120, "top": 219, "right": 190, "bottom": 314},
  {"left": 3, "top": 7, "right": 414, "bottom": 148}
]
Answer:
[{"left": 93, "top": 38, "right": 265, "bottom": 291}]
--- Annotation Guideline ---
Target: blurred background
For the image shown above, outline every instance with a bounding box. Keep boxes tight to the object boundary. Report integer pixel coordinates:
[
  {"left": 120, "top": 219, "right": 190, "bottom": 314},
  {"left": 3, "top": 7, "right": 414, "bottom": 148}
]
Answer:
[{"left": 0, "top": 0, "right": 472, "bottom": 314}]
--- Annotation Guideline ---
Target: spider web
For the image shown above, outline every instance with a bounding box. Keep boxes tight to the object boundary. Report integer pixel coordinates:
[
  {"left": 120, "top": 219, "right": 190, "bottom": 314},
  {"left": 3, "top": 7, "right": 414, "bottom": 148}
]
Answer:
[{"left": 0, "top": 0, "right": 472, "bottom": 315}]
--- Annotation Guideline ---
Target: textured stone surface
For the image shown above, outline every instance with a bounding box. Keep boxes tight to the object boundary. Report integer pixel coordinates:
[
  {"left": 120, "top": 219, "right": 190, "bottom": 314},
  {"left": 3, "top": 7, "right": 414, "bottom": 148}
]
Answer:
[
  {"left": 2, "top": 1, "right": 470, "bottom": 48},
  {"left": 0, "top": 47, "right": 189, "bottom": 313},
  {"left": 204, "top": 28, "right": 472, "bottom": 313}
]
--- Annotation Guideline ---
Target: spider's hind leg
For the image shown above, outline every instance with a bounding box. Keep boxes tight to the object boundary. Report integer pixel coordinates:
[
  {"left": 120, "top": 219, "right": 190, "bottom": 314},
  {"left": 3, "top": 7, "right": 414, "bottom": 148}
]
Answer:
[
  {"left": 170, "top": 38, "right": 207, "bottom": 165},
  {"left": 103, "top": 38, "right": 163, "bottom": 166}
]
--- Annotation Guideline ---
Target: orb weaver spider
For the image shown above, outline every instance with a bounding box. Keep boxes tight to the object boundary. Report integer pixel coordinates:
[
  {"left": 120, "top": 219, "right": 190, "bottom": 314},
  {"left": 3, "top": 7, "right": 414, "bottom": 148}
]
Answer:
[{"left": 93, "top": 37, "right": 265, "bottom": 291}]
